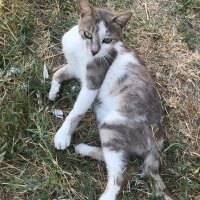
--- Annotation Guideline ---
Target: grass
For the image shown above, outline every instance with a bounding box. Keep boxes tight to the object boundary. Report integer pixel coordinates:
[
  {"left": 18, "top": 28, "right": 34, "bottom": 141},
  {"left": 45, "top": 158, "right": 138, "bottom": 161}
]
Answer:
[
  {"left": 0, "top": 0, "right": 200, "bottom": 199},
  {"left": 169, "top": 0, "right": 200, "bottom": 50}
]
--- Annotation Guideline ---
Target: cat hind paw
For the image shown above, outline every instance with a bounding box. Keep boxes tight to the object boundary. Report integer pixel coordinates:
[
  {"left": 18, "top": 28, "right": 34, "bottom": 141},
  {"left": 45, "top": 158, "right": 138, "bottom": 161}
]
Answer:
[{"left": 75, "top": 143, "right": 92, "bottom": 156}]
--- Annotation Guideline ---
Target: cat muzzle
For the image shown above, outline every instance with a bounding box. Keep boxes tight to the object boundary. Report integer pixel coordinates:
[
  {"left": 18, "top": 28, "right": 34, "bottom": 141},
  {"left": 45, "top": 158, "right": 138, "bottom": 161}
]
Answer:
[{"left": 91, "top": 49, "right": 99, "bottom": 56}]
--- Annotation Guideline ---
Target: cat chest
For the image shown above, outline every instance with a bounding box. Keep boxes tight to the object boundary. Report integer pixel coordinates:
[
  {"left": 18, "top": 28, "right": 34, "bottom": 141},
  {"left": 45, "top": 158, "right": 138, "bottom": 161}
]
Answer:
[{"left": 93, "top": 72, "right": 124, "bottom": 122}]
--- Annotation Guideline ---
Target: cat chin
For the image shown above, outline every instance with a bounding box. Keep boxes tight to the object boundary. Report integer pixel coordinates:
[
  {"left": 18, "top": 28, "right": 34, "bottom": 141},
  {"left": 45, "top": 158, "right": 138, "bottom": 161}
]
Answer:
[{"left": 93, "top": 48, "right": 111, "bottom": 58}]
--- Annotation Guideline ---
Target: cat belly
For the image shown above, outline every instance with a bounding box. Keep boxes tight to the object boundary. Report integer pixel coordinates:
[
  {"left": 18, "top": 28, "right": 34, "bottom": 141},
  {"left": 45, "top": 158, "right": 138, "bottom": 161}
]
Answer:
[{"left": 94, "top": 94, "right": 122, "bottom": 124}]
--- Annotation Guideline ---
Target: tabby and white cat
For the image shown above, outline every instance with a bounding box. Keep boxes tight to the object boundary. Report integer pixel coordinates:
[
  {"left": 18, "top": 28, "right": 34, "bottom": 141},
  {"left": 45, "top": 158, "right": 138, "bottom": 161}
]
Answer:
[{"left": 49, "top": 0, "right": 173, "bottom": 199}]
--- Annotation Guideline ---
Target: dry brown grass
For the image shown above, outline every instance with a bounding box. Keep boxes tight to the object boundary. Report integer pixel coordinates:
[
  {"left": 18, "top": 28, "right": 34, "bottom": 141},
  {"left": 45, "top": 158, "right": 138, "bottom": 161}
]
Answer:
[
  {"left": 127, "top": 0, "right": 200, "bottom": 156},
  {"left": 0, "top": 0, "right": 200, "bottom": 199}
]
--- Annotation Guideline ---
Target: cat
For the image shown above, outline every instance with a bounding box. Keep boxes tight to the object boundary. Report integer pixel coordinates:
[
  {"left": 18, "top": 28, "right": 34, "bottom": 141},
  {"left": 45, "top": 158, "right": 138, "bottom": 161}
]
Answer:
[{"left": 48, "top": 0, "right": 173, "bottom": 199}]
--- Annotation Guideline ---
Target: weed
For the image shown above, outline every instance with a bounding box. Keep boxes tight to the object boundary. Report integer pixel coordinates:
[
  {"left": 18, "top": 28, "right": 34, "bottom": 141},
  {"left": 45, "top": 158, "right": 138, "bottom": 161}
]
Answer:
[
  {"left": 171, "top": 0, "right": 200, "bottom": 14},
  {"left": 178, "top": 20, "right": 197, "bottom": 50}
]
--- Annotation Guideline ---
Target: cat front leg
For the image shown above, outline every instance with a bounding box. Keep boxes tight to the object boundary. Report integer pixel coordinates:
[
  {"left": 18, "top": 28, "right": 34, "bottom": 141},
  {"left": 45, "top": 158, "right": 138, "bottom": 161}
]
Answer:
[
  {"left": 49, "top": 64, "right": 73, "bottom": 101},
  {"left": 54, "top": 87, "right": 99, "bottom": 149}
]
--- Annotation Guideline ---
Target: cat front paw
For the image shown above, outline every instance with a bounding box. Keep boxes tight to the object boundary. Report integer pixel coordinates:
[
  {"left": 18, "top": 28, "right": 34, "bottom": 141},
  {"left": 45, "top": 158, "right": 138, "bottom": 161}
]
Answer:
[
  {"left": 99, "top": 192, "right": 116, "bottom": 200},
  {"left": 48, "top": 80, "right": 60, "bottom": 101},
  {"left": 48, "top": 91, "right": 58, "bottom": 101},
  {"left": 54, "top": 127, "right": 71, "bottom": 150}
]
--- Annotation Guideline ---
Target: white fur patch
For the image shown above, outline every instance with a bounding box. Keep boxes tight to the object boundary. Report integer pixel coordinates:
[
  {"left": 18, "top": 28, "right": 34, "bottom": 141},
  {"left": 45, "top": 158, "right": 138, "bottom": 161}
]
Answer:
[
  {"left": 75, "top": 143, "right": 104, "bottom": 161},
  {"left": 62, "top": 25, "right": 91, "bottom": 82},
  {"left": 48, "top": 80, "right": 60, "bottom": 101},
  {"left": 54, "top": 123, "right": 72, "bottom": 149},
  {"left": 75, "top": 143, "right": 95, "bottom": 155},
  {"left": 99, "top": 149, "right": 125, "bottom": 200},
  {"left": 69, "top": 88, "right": 98, "bottom": 117},
  {"left": 98, "top": 21, "right": 107, "bottom": 42}
]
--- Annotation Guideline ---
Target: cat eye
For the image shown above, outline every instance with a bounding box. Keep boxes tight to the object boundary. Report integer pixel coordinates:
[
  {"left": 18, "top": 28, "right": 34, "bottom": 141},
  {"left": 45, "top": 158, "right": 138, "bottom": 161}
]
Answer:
[
  {"left": 102, "top": 38, "right": 113, "bottom": 44},
  {"left": 84, "top": 31, "right": 92, "bottom": 39}
]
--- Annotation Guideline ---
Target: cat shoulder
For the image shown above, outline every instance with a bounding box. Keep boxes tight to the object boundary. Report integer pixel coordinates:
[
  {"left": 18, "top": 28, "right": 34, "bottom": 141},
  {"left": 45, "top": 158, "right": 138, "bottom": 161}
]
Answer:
[
  {"left": 116, "top": 42, "right": 145, "bottom": 66},
  {"left": 62, "top": 25, "right": 80, "bottom": 48}
]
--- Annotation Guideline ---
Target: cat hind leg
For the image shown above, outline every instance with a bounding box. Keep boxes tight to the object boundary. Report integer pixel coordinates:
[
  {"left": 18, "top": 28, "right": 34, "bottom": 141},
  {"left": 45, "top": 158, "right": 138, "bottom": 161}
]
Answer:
[
  {"left": 99, "top": 147, "right": 127, "bottom": 200},
  {"left": 75, "top": 143, "right": 104, "bottom": 161}
]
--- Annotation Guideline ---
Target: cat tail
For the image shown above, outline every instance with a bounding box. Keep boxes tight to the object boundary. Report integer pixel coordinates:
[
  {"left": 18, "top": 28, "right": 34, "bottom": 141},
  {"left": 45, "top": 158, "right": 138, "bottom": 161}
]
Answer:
[
  {"left": 141, "top": 149, "right": 174, "bottom": 200},
  {"left": 154, "top": 177, "right": 174, "bottom": 200}
]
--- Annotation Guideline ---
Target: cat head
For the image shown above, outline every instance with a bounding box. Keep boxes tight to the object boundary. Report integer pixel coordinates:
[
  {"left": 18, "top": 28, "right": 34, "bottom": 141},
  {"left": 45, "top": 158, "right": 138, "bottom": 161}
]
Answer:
[{"left": 78, "top": 0, "right": 132, "bottom": 56}]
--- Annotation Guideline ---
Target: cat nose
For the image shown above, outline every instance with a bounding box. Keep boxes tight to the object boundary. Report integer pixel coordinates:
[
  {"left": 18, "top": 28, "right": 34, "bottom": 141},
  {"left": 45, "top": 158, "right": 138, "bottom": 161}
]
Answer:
[{"left": 91, "top": 50, "right": 99, "bottom": 56}]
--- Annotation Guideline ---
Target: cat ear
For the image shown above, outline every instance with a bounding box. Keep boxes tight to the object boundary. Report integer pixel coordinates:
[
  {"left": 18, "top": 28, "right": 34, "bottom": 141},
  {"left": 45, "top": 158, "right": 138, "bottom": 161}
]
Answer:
[
  {"left": 78, "top": 0, "right": 95, "bottom": 17},
  {"left": 111, "top": 11, "right": 132, "bottom": 28}
]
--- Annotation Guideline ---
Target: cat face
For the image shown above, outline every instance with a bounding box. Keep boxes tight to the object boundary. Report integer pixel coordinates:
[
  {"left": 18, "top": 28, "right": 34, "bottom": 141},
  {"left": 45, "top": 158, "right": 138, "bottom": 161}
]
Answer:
[{"left": 78, "top": 0, "right": 132, "bottom": 56}]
